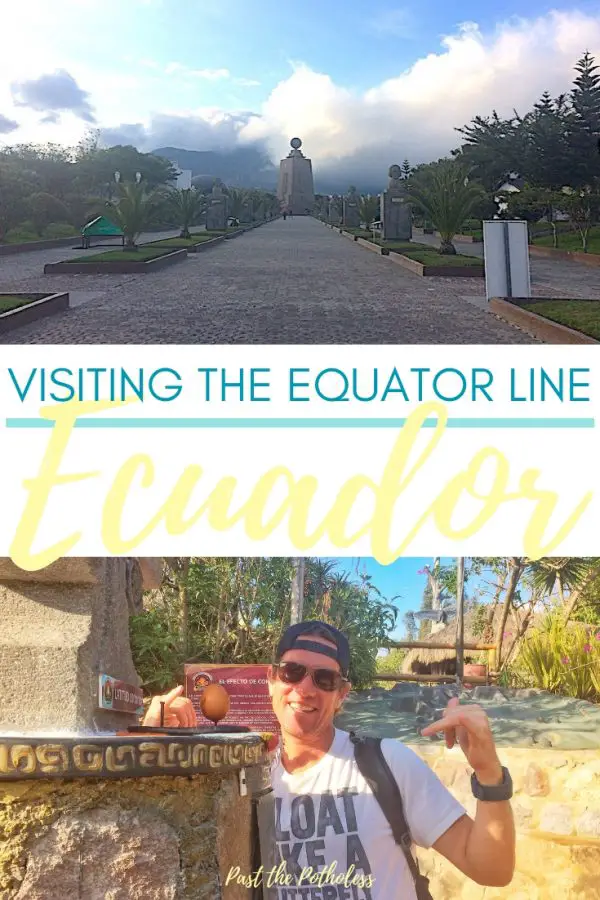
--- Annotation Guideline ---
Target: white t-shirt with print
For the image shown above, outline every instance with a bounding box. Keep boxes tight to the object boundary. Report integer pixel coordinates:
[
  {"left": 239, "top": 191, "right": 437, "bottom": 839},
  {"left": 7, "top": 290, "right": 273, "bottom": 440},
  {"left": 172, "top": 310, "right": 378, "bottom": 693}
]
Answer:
[{"left": 269, "top": 728, "right": 466, "bottom": 900}]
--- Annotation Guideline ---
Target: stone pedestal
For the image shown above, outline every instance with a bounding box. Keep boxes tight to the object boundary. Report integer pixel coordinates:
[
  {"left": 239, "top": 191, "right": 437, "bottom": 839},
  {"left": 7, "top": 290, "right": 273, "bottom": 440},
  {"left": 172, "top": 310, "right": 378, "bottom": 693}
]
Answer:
[
  {"left": 328, "top": 196, "right": 341, "bottom": 226},
  {"left": 0, "top": 733, "right": 270, "bottom": 899},
  {"left": 277, "top": 138, "right": 315, "bottom": 216},
  {"left": 380, "top": 191, "right": 411, "bottom": 240},
  {"left": 342, "top": 195, "right": 360, "bottom": 229},
  {"left": 0, "top": 558, "right": 152, "bottom": 733},
  {"left": 0, "top": 555, "right": 273, "bottom": 899},
  {"left": 206, "top": 199, "right": 227, "bottom": 231},
  {"left": 381, "top": 164, "right": 412, "bottom": 241}
]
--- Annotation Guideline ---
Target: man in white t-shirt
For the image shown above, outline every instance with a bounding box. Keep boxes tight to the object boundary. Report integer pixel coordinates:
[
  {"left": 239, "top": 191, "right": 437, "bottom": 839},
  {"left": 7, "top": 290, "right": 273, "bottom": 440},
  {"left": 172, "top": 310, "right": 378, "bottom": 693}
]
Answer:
[{"left": 266, "top": 620, "right": 515, "bottom": 900}]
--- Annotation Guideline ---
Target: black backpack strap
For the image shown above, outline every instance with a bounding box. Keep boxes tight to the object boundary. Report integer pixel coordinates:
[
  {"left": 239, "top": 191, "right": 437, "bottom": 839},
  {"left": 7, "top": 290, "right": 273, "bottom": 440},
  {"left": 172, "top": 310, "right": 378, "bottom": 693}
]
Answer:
[{"left": 350, "top": 732, "right": 434, "bottom": 900}]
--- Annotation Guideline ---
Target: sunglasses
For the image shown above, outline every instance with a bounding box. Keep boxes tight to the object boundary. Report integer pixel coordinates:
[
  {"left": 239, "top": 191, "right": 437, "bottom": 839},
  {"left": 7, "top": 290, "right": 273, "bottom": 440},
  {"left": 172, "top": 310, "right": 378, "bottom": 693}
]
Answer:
[{"left": 273, "top": 661, "right": 348, "bottom": 692}]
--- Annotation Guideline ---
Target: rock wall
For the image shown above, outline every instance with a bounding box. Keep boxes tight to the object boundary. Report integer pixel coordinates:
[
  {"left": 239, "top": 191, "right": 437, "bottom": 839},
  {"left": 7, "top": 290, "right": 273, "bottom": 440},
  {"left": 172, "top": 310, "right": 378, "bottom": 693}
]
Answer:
[
  {"left": 409, "top": 744, "right": 600, "bottom": 899},
  {"left": 0, "top": 773, "right": 252, "bottom": 900},
  {"left": 0, "top": 557, "right": 155, "bottom": 733}
]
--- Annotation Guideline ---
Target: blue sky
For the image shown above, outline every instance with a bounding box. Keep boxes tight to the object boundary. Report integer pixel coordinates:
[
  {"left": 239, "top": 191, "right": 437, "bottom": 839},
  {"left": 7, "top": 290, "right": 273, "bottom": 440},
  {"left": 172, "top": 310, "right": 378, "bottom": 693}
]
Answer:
[
  {"left": 331, "top": 557, "right": 491, "bottom": 641},
  {"left": 2, "top": 1, "right": 599, "bottom": 180}
]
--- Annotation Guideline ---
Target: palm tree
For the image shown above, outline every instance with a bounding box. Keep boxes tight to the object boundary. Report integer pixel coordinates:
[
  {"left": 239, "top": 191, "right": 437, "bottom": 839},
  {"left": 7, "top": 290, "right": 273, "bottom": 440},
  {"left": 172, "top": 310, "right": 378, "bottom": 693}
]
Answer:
[
  {"left": 169, "top": 188, "right": 205, "bottom": 239},
  {"left": 406, "top": 160, "right": 485, "bottom": 254},
  {"left": 358, "top": 195, "right": 379, "bottom": 228},
  {"left": 527, "top": 558, "right": 592, "bottom": 606},
  {"left": 109, "top": 181, "right": 156, "bottom": 249},
  {"left": 227, "top": 187, "right": 248, "bottom": 222}
]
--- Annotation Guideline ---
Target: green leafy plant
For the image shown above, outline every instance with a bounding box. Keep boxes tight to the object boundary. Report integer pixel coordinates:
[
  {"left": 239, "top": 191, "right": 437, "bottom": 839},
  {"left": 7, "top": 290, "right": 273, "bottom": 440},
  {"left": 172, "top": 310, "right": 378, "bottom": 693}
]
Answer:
[
  {"left": 42, "top": 222, "right": 78, "bottom": 239},
  {"left": 516, "top": 612, "right": 600, "bottom": 699},
  {"left": 167, "top": 188, "right": 205, "bottom": 239},
  {"left": 358, "top": 195, "right": 379, "bottom": 229},
  {"left": 108, "top": 180, "right": 158, "bottom": 249},
  {"left": 406, "top": 160, "right": 485, "bottom": 254}
]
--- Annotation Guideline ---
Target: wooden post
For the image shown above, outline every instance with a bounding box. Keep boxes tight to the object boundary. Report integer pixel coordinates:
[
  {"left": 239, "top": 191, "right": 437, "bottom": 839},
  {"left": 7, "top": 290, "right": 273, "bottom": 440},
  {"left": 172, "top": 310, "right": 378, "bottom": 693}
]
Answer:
[{"left": 455, "top": 557, "right": 465, "bottom": 683}]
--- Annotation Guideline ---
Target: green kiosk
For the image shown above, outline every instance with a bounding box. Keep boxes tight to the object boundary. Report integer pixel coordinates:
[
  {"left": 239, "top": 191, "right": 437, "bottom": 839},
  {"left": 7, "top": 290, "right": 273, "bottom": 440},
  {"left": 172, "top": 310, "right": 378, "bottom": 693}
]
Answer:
[{"left": 80, "top": 216, "right": 125, "bottom": 249}]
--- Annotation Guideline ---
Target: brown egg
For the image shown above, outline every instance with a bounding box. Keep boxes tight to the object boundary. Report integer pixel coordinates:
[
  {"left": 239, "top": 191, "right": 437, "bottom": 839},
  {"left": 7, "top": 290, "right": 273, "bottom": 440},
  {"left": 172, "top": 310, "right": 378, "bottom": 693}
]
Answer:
[{"left": 200, "top": 683, "right": 230, "bottom": 724}]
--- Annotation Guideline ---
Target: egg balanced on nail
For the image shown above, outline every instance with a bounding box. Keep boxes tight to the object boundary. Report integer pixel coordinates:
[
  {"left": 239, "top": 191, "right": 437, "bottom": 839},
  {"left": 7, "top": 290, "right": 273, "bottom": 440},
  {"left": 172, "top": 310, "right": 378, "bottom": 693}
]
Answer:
[{"left": 200, "top": 683, "right": 230, "bottom": 724}]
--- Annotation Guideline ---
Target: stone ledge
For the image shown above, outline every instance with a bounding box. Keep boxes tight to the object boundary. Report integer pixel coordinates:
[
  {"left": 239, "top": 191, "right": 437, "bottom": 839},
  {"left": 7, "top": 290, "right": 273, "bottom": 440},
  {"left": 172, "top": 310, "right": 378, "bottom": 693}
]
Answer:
[
  {"left": 0, "top": 292, "right": 69, "bottom": 334},
  {"left": 0, "top": 236, "right": 79, "bottom": 256},
  {"left": 529, "top": 244, "right": 600, "bottom": 267},
  {"left": 489, "top": 297, "right": 599, "bottom": 344},
  {"left": 387, "top": 252, "right": 484, "bottom": 278},
  {"left": 0, "top": 733, "right": 269, "bottom": 780},
  {"left": 0, "top": 557, "right": 106, "bottom": 584},
  {"left": 44, "top": 248, "right": 187, "bottom": 274}
]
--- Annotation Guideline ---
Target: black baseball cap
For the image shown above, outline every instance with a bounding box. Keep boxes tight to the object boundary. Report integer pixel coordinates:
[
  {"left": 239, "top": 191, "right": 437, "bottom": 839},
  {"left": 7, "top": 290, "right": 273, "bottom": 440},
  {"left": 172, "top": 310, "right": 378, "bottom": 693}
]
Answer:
[{"left": 275, "top": 621, "right": 351, "bottom": 677}]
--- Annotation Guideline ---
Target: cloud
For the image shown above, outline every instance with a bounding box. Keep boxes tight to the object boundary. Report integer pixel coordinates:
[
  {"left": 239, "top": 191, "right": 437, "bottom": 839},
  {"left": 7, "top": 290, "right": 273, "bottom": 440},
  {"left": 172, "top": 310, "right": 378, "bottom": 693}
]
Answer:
[
  {"left": 2, "top": 8, "right": 600, "bottom": 191},
  {"left": 234, "top": 78, "right": 261, "bottom": 87},
  {"left": 99, "top": 109, "right": 260, "bottom": 151},
  {"left": 0, "top": 113, "right": 19, "bottom": 134},
  {"left": 368, "top": 7, "right": 415, "bottom": 39},
  {"left": 236, "top": 10, "right": 600, "bottom": 186},
  {"left": 11, "top": 69, "right": 96, "bottom": 123}
]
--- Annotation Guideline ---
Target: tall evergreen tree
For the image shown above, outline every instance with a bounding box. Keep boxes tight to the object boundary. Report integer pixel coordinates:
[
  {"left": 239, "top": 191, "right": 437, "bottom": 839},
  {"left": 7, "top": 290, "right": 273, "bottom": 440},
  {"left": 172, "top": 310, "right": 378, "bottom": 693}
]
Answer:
[
  {"left": 519, "top": 92, "right": 573, "bottom": 189},
  {"left": 569, "top": 51, "right": 600, "bottom": 186}
]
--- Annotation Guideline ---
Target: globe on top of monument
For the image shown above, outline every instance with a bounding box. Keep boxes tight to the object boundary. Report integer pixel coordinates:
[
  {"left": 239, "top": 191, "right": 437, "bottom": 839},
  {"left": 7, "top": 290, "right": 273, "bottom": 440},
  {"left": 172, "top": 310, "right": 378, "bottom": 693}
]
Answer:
[{"left": 290, "top": 137, "right": 302, "bottom": 150}]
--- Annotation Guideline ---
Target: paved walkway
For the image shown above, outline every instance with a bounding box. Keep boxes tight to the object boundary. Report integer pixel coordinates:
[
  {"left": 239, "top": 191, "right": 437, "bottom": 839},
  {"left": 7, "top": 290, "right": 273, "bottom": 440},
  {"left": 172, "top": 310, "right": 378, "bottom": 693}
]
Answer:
[{"left": 0, "top": 216, "right": 577, "bottom": 344}]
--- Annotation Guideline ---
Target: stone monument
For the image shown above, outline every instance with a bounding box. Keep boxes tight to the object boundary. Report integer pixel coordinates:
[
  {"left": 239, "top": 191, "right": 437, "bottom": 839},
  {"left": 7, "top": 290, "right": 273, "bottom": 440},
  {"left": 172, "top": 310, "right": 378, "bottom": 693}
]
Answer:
[
  {"left": 206, "top": 179, "right": 228, "bottom": 231},
  {"left": 328, "top": 194, "right": 341, "bottom": 225},
  {"left": 277, "top": 137, "right": 315, "bottom": 216},
  {"left": 381, "top": 163, "right": 412, "bottom": 241},
  {"left": 0, "top": 557, "right": 271, "bottom": 899},
  {"left": 343, "top": 186, "right": 360, "bottom": 228}
]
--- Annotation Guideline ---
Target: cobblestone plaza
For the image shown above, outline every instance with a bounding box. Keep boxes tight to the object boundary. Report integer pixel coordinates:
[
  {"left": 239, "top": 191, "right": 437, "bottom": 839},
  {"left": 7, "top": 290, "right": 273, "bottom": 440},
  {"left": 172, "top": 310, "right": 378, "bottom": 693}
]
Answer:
[{"left": 2, "top": 217, "right": 599, "bottom": 344}]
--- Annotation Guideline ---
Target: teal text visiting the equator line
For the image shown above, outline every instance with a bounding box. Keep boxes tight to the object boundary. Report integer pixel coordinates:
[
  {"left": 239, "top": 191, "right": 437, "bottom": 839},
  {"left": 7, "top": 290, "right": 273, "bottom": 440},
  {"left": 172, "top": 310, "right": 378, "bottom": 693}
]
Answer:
[{"left": 5, "top": 365, "right": 592, "bottom": 405}]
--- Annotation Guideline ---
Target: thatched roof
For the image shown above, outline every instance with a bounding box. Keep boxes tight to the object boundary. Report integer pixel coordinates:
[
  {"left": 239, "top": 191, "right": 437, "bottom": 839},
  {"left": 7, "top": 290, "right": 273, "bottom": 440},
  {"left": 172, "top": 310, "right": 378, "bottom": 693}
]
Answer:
[{"left": 401, "top": 607, "right": 528, "bottom": 673}]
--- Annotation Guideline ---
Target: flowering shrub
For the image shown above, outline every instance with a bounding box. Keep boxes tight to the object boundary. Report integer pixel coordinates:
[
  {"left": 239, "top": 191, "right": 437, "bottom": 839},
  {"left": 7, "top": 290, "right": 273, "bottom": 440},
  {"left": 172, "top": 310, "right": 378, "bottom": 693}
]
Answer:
[{"left": 517, "top": 613, "right": 600, "bottom": 701}]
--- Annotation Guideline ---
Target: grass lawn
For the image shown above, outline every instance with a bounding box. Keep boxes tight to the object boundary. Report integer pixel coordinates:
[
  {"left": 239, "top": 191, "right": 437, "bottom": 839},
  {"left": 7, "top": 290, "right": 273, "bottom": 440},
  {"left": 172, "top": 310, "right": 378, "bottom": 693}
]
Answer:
[
  {"left": 384, "top": 240, "right": 484, "bottom": 267},
  {"left": 532, "top": 226, "right": 600, "bottom": 254},
  {"left": 0, "top": 294, "right": 36, "bottom": 312},
  {"left": 521, "top": 300, "right": 600, "bottom": 340},
  {"left": 66, "top": 247, "right": 176, "bottom": 263}
]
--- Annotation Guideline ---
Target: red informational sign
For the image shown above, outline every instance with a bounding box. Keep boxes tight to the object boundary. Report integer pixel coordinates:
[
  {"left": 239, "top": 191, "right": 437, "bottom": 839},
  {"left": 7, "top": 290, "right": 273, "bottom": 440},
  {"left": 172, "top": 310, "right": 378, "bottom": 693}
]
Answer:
[{"left": 184, "top": 664, "right": 279, "bottom": 733}]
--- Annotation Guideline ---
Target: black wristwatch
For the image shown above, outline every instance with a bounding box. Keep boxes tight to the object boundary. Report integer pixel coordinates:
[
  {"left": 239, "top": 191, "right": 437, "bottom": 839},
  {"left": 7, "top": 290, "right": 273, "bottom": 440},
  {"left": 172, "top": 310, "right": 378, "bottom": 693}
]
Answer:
[{"left": 471, "top": 767, "right": 513, "bottom": 801}]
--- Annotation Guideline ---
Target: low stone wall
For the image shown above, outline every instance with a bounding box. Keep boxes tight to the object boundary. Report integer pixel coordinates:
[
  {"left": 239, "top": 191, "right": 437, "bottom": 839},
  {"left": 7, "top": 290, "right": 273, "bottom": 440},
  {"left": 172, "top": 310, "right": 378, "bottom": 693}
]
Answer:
[
  {"left": 409, "top": 744, "right": 600, "bottom": 899},
  {"left": 489, "top": 297, "right": 599, "bottom": 345},
  {"left": 0, "top": 772, "right": 252, "bottom": 900},
  {"left": 0, "top": 293, "right": 69, "bottom": 335},
  {"left": 529, "top": 245, "right": 600, "bottom": 267}
]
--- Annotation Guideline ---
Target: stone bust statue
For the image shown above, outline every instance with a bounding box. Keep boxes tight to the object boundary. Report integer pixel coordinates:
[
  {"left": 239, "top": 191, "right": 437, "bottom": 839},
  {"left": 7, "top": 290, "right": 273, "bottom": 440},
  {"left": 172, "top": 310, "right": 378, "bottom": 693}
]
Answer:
[
  {"left": 388, "top": 164, "right": 404, "bottom": 190},
  {"left": 212, "top": 180, "right": 225, "bottom": 199}
]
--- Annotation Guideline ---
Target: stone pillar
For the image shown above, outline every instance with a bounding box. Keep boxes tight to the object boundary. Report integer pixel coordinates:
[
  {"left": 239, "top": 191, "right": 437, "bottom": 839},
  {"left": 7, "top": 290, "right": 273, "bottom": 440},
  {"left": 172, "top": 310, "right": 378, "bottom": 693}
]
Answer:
[
  {"left": 206, "top": 182, "right": 228, "bottom": 231},
  {"left": 328, "top": 195, "right": 341, "bottom": 225},
  {"left": 342, "top": 188, "right": 360, "bottom": 229},
  {"left": 0, "top": 555, "right": 274, "bottom": 899},
  {"left": 0, "top": 558, "right": 155, "bottom": 733},
  {"left": 277, "top": 138, "right": 315, "bottom": 216},
  {"left": 0, "top": 734, "right": 270, "bottom": 899},
  {"left": 381, "top": 164, "right": 412, "bottom": 241}
]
